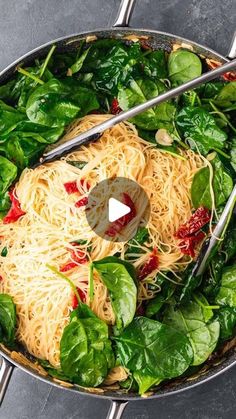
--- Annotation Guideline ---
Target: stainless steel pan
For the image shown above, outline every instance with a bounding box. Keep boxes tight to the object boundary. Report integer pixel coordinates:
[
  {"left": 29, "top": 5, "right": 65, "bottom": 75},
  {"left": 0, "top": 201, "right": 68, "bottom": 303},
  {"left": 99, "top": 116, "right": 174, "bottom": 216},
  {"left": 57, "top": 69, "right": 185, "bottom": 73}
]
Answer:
[{"left": 0, "top": 1, "right": 236, "bottom": 418}]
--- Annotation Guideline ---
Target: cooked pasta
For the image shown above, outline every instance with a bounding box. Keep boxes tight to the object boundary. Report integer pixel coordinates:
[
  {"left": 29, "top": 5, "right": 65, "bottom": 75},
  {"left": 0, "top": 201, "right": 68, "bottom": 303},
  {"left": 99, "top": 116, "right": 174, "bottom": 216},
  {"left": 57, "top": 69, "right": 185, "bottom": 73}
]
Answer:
[{"left": 0, "top": 114, "right": 206, "bottom": 367}]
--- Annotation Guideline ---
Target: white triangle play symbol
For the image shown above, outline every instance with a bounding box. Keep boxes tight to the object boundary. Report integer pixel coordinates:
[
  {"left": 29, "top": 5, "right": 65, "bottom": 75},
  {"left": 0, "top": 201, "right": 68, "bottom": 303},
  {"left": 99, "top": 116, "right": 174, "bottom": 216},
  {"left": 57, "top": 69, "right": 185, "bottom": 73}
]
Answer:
[{"left": 108, "top": 197, "right": 131, "bottom": 223}]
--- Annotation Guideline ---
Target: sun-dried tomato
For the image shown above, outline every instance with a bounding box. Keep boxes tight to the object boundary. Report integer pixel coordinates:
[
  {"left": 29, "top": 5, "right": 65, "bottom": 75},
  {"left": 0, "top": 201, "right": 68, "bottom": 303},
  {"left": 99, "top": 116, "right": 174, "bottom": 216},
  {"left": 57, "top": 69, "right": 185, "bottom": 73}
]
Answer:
[
  {"left": 75, "top": 197, "right": 88, "bottom": 208},
  {"left": 175, "top": 207, "right": 210, "bottom": 239},
  {"left": 64, "top": 181, "right": 79, "bottom": 194},
  {"left": 110, "top": 98, "right": 122, "bottom": 115},
  {"left": 138, "top": 248, "right": 159, "bottom": 280},
  {"left": 105, "top": 193, "right": 136, "bottom": 237},
  {"left": 206, "top": 59, "right": 236, "bottom": 81},
  {"left": 3, "top": 189, "right": 26, "bottom": 224},
  {"left": 179, "top": 230, "right": 205, "bottom": 258}
]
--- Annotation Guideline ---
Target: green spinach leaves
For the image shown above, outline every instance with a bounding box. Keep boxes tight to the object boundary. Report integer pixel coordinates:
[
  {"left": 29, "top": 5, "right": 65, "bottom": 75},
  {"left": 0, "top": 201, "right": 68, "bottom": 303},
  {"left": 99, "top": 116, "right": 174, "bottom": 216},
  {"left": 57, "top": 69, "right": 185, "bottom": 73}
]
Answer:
[
  {"left": 91, "top": 256, "right": 137, "bottom": 329},
  {"left": 118, "top": 79, "right": 175, "bottom": 131},
  {"left": 168, "top": 49, "right": 202, "bottom": 85},
  {"left": 191, "top": 155, "right": 233, "bottom": 209},
  {"left": 163, "top": 297, "right": 220, "bottom": 365},
  {"left": 0, "top": 294, "right": 16, "bottom": 345},
  {"left": 60, "top": 303, "right": 114, "bottom": 387},
  {"left": 115, "top": 316, "right": 193, "bottom": 394},
  {"left": 176, "top": 106, "right": 227, "bottom": 155}
]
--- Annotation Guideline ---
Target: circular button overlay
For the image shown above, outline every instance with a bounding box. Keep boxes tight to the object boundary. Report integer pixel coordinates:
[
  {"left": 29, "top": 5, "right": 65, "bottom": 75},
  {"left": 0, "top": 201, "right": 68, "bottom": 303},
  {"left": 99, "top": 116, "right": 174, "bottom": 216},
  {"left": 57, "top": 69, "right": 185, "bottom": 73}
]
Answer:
[{"left": 85, "top": 177, "right": 150, "bottom": 242}]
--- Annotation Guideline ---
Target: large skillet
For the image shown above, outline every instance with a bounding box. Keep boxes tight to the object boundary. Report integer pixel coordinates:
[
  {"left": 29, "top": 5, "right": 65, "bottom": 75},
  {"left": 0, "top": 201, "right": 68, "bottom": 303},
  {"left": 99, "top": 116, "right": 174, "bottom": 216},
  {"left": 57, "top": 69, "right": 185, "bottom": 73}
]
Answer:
[{"left": 0, "top": 1, "right": 236, "bottom": 418}]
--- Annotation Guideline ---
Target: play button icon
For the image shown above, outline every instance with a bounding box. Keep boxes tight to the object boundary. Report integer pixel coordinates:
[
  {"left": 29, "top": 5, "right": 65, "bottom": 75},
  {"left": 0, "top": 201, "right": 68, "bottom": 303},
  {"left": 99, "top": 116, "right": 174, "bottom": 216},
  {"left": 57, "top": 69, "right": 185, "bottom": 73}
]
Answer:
[
  {"left": 108, "top": 198, "right": 131, "bottom": 222},
  {"left": 85, "top": 177, "right": 150, "bottom": 242}
]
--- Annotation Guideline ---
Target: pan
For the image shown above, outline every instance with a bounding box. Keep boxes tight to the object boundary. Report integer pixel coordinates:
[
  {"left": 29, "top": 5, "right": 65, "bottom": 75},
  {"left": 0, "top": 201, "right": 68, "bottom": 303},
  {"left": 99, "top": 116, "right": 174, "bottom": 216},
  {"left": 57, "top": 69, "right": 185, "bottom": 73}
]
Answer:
[{"left": 0, "top": 1, "right": 236, "bottom": 418}]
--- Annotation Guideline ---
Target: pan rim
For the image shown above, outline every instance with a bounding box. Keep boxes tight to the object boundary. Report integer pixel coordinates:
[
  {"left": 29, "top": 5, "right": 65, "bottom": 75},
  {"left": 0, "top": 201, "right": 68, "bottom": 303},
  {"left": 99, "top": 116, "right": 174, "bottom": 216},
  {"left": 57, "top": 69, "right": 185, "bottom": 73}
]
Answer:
[{"left": 0, "top": 26, "right": 228, "bottom": 77}]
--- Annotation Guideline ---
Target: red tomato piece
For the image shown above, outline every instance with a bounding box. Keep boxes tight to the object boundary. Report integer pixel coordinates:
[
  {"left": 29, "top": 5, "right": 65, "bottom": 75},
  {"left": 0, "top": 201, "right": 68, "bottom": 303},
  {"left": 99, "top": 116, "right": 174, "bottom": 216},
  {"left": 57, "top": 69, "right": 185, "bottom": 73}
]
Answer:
[
  {"left": 75, "top": 197, "right": 88, "bottom": 208},
  {"left": 64, "top": 181, "right": 79, "bottom": 194},
  {"left": 138, "top": 248, "right": 159, "bottom": 280},
  {"left": 3, "top": 190, "right": 26, "bottom": 224},
  {"left": 175, "top": 207, "right": 210, "bottom": 239},
  {"left": 105, "top": 193, "right": 136, "bottom": 237},
  {"left": 110, "top": 98, "right": 122, "bottom": 115},
  {"left": 179, "top": 231, "right": 205, "bottom": 258}
]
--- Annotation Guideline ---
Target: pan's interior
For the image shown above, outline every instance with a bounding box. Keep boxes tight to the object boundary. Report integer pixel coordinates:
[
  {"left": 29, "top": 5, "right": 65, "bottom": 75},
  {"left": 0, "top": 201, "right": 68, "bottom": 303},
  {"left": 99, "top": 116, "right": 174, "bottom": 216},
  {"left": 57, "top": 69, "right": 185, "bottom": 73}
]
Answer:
[{"left": 0, "top": 28, "right": 235, "bottom": 400}]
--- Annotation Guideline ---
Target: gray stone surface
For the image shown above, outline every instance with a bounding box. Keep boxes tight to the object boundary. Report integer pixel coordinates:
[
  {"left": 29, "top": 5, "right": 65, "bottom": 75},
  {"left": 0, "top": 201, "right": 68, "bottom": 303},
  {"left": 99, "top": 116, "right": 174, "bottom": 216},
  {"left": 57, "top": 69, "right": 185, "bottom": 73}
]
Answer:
[{"left": 0, "top": 0, "right": 236, "bottom": 418}]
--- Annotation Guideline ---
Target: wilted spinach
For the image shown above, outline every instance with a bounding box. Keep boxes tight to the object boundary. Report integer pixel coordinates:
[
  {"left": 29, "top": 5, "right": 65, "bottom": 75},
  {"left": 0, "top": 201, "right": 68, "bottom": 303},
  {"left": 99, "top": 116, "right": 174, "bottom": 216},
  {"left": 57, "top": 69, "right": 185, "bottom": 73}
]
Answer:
[
  {"left": 0, "top": 156, "right": 17, "bottom": 196},
  {"left": 94, "top": 43, "right": 141, "bottom": 95},
  {"left": 0, "top": 100, "right": 25, "bottom": 137},
  {"left": 91, "top": 256, "right": 137, "bottom": 329},
  {"left": 191, "top": 154, "right": 233, "bottom": 209},
  {"left": 203, "top": 221, "right": 236, "bottom": 299},
  {"left": 26, "top": 78, "right": 81, "bottom": 127},
  {"left": 215, "top": 82, "right": 236, "bottom": 108},
  {"left": 143, "top": 50, "right": 167, "bottom": 79},
  {"left": 215, "top": 306, "right": 236, "bottom": 341},
  {"left": 0, "top": 294, "right": 16, "bottom": 345},
  {"left": 176, "top": 106, "right": 227, "bottom": 155},
  {"left": 168, "top": 49, "right": 202, "bottom": 85},
  {"left": 215, "top": 265, "right": 236, "bottom": 307},
  {"left": 163, "top": 297, "right": 220, "bottom": 365},
  {"left": 60, "top": 303, "right": 114, "bottom": 387},
  {"left": 115, "top": 316, "right": 193, "bottom": 394},
  {"left": 118, "top": 78, "right": 175, "bottom": 130}
]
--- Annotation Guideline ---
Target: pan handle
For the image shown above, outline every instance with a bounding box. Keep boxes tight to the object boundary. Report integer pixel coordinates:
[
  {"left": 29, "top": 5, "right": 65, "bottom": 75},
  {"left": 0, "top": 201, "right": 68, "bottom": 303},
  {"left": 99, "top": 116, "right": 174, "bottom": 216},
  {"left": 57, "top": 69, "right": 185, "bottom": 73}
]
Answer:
[
  {"left": 227, "top": 31, "right": 236, "bottom": 59},
  {"left": 0, "top": 356, "right": 14, "bottom": 406},
  {"left": 113, "top": 0, "right": 136, "bottom": 27},
  {"left": 106, "top": 400, "right": 128, "bottom": 419}
]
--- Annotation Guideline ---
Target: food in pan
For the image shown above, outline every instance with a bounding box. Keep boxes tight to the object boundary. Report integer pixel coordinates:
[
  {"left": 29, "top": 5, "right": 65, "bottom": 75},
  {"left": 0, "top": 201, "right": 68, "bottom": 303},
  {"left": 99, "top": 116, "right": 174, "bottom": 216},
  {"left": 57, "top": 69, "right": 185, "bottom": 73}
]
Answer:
[{"left": 0, "top": 39, "right": 235, "bottom": 394}]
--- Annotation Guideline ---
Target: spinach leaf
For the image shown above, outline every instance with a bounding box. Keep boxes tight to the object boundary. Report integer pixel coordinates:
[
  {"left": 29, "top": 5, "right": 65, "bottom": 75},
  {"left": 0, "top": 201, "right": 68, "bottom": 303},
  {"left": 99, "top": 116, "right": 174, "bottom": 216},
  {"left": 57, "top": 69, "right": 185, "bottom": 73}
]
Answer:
[
  {"left": 61, "top": 79, "right": 99, "bottom": 116},
  {"left": 0, "top": 79, "right": 19, "bottom": 104},
  {"left": 0, "top": 100, "right": 25, "bottom": 137},
  {"left": 0, "top": 294, "right": 16, "bottom": 345},
  {"left": 118, "top": 79, "right": 175, "bottom": 130},
  {"left": 66, "top": 160, "right": 87, "bottom": 169},
  {"left": 168, "top": 49, "right": 202, "bottom": 85},
  {"left": 163, "top": 299, "right": 220, "bottom": 365},
  {"left": 2, "top": 134, "right": 45, "bottom": 169},
  {"left": 60, "top": 303, "right": 114, "bottom": 387},
  {"left": 215, "top": 82, "right": 236, "bottom": 108},
  {"left": 115, "top": 317, "right": 193, "bottom": 393},
  {"left": 0, "top": 191, "right": 11, "bottom": 216},
  {"left": 215, "top": 306, "right": 236, "bottom": 341},
  {"left": 133, "top": 371, "right": 162, "bottom": 395},
  {"left": 94, "top": 43, "right": 141, "bottom": 95},
  {"left": 92, "top": 256, "right": 137, "bottom": 329},
  {"left": 125, "top": 227, "right": 149, "bottom": 256},
  {"left": 198, "top": 81, "right": 225, "bottom": 99},
  {"left": 16, "top": 121, "right": 64, "bottom": 144},
  {"left": 40, "top": 360, "right": 71, "bottom": 381},
  {"left": 0, "top": 156, "right": 17, "bottom": 196},
  {"left": 176, "top": 106, "right": 227, "bottom": 155},
  {"left": 26, "top": 78, "right": 81, "bottom": 127},
  {"left": 215, "top": 265, "right": 236, "bottom": 307},
  {"left": 191, "top": 155, "right": 233, "bottom": 209},
  {"left": 69, "top": 48, "right": 91, "bottom": 75},
  {"left": 146, "top": 280, "right": 175, "bottom": 318},
  {"left": 143, "top": 50, "right": 167, "bottom": 79}
]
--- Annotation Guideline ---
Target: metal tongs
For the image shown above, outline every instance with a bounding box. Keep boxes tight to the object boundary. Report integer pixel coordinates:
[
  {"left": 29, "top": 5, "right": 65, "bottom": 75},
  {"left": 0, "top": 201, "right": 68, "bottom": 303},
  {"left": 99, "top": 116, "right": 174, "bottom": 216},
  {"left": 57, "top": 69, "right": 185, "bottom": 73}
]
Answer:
[
  {"left": 39, "top": 59, "right": 236, "bottom": 164},
  {"left": 37, "top": 58, "right": 236, "bottom": 276}
]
